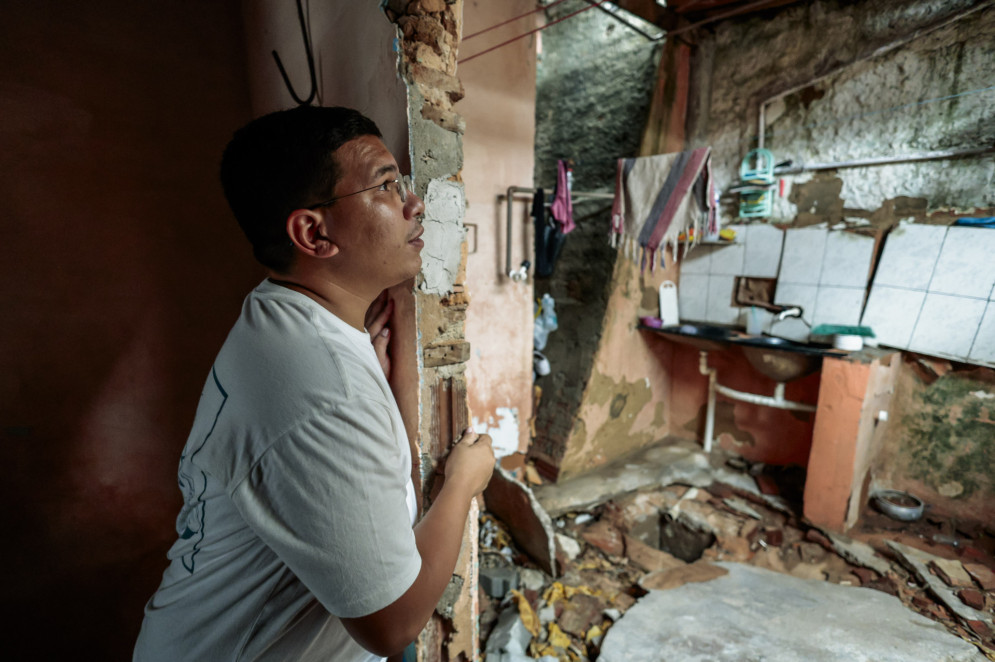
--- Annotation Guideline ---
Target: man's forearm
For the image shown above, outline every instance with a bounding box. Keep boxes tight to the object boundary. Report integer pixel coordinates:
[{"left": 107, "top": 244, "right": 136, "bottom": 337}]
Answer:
[{"left": 340, "top": 478, "right": 475, "bottom": 656}]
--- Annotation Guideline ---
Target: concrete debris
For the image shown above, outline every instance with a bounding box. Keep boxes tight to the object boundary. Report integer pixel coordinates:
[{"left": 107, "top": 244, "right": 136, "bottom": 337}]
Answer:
[
  {"left": 554, "top": 533, "right": 581, "bottom": 563},
  {"left": 483, "top": 465, "right": 557, "bottom": 575},
  {"left": 886, "top": 540, "right": 993, "bottom": 627},
  {"left": 483, "top": 608, "right": 531, "bottom": 660},
  {"left": 640, "top": 560, "right": 729, "bottom": 591},
  {"left": 479, "top": 457, "right": 994, "bottom": 660},
  {"left": 518, "top": 568, "right": 547, "bottom": 593},
  {"left": 723, "top": 496, "right": 764, "bottom": 519},
  {"left": 534, "top": 441, "right": 758, "bottom": 517},
  {"left": 599, "top": 563, "right": 988, "bottom": 662},
  {"left": 824, "top": 530, "right": 893, "bottom": 576},
  {"left": 480, "top": 566, "right": 519, "bottom": 600}
]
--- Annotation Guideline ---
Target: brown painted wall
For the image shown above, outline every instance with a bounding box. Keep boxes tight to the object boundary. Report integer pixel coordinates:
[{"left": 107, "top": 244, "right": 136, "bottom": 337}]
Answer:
[{"left": 0, "top": 2, "right": 257, "bottom": 658}]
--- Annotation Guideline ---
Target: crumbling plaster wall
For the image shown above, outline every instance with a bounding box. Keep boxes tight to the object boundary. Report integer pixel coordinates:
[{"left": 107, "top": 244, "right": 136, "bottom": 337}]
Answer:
[
  {"left": 530, "top": 2, "right": 665, "bottom": 478},
  {"left": 690, "top": 0, "right": 994, "bottom": 225}
]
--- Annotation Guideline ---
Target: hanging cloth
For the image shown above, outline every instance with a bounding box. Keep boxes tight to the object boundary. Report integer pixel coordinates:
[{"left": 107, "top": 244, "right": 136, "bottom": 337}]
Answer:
[
  {"left": 550, "top": 160, "right": 575, "bottom": 234},
  {"left": 533, "top": 188, "right": 566, "bottom": 278},
  {"left": 610, "top": 147, "right": 714, "bottom": 270}
]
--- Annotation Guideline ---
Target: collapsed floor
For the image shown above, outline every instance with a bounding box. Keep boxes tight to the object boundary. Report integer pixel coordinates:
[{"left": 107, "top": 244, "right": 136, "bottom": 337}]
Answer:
[{"left": 477, "top": 440, "right": 995, "bottom": 661}]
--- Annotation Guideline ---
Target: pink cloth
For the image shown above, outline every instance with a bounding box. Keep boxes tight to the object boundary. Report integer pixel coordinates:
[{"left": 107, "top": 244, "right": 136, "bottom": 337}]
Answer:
[{"left": 550, "top": 160, "right": 575, "bottom": 234}]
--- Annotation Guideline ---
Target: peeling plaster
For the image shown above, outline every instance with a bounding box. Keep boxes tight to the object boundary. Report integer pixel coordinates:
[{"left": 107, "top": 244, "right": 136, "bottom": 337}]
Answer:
[
  {"left": 472, "top": 407, "right": 520, "bottom": 458},
  {"left": 419, "top": 177, "right": 465, "bottom": 294}
]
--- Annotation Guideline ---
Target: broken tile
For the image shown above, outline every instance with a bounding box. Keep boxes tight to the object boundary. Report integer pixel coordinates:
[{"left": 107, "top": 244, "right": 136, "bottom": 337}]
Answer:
[
  {"left": 852, "top": 567, "right": 879, "bottom": 586},
  {"left": 959, "top": 588, "right": 985, "bottom": 611},
  {"left": 557, "top": 593, "right": 606, "bottom": 638},
  {"left": 967, "top": 620, "right": 993, "bottom": 640},
  {"left": 887, "top": 540, "right": 992, "bottom": 627},
  {"left": 825, "top": 531, "right": 892, "bottom": 576},
  {"left": 639, "top": 560, "right": 728, "bottom": 591},
  {"left": 964, "top": 562, "right": 995, "bottom": 591},
  {"left": 580, "top": 520, "right": 625, "bottom": 557},
  {"left": 930, "top": 558, "right": 975, "bottom": 588},
  {"left": 623, "top": 534, "right": 685, "bottom": 573}
]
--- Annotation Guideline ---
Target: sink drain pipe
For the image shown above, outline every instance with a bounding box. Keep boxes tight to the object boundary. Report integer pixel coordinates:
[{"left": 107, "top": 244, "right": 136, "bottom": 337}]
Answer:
[{"left": 699, "top": 351, "right": 817, "bottom": 452}]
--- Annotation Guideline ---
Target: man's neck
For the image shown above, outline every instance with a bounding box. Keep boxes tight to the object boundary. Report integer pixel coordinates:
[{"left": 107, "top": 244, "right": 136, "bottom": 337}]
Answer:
[{"left": 267, "top": 274, "right": 369, "bottom": 331}]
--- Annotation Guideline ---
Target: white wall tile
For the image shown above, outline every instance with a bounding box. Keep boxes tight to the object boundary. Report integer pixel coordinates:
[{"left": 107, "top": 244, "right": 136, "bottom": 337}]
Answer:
[
  {"left": 860, "top": 286, "right": 925, "bottom": 350},
  {"left": 680, "top": 244, "right": 713, "bottom": 275},
  {"left": 769, "top": 282, "right": 818, "bottom": 341},
  {"left": 706, "top": 275, "right": 739, "bottom": 325},
  {"left": 908, "top": 293, "right": 987, "bottom": 360},
  {"left": 820, "top": 231, "right": 875, "bottom": 288},
  {"left": 873, "top": 223, "right": 946, "bottom": 291},
  {"left": 928, "top": 227, "right": 995, "bottom": 299},
  {"left": 679, "top": 274, "right": 709, "bottom": 322},
  {"left": 812, "top": 286, "right": 865, "bottom": 328},
  {"left": 779, "top": 227, "right": 828, "bottom": 284},
  {"left": 743, "top": 223, "right": 784, "bottom": 277},
  {"left": 709, "top": 242, "right": 745, "bottom": 276},
  {"left": 968, "top": 302, "right": 995, "bottom": 366}
]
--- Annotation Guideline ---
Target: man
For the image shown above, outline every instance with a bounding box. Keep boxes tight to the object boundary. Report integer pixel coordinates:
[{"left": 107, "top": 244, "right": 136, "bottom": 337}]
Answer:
[{"left": 133, "top": 106, "right": 494, "bottom": 661}]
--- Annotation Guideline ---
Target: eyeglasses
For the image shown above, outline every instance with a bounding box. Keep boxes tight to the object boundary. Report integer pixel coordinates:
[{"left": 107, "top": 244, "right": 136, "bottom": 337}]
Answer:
[{"left": 307, "top": 175, "right": 414, "bottom": 209}]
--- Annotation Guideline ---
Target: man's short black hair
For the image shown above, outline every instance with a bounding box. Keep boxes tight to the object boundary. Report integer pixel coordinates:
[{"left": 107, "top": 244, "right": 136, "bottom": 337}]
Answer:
[{"left": 220, "top": 106, "right": 383, "bottom": 272}]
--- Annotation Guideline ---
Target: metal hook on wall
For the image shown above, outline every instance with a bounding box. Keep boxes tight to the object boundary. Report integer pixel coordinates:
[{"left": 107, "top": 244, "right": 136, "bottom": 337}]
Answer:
[{"left": 271, "top": 0, "right": 318, "bottom": 106}]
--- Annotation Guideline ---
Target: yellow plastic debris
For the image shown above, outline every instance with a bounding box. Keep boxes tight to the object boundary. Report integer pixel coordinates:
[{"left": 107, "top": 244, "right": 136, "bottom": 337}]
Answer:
[
  {"left": 585, "top": 624, "right": 604, "bottom": 644},
  {"left": 547, "top": 622, "right": 572, "bottom": 649},
  {"left": 508, "top": 589, "right": 539, "bottom": 637}
]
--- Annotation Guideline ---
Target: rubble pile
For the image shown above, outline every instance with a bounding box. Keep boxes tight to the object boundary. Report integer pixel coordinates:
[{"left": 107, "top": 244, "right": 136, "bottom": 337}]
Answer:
[{"left": 478, "top": 469, "right": 995, "bottom": 661}]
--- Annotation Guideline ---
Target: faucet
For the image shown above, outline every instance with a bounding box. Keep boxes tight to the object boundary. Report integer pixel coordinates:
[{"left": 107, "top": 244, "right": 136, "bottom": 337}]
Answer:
[{"left": 775, "top": 306, "right": 803, "bottom": 321}]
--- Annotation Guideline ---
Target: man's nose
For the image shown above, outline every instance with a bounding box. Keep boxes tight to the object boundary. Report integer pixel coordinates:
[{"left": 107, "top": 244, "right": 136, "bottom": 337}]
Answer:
[{"left": 405, "top": 193, "right": 425, "bottom": 219}]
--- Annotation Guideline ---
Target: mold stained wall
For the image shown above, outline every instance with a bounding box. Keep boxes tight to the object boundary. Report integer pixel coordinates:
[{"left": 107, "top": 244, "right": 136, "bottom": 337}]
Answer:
[
  {"left": 530, "top": 4, "right": 672, "bottom": 479},
  {"left": 875, "top": 358, "right": 995, "bottom": 526},
  {"left": 460, "top": 0, "right": 537, "bottom": 459},
  {"left": 0, "top": 1, "right": 257, "bottom": 659},
  {"left": 684, "top": 0, "right": 995, "bottom": 518}
]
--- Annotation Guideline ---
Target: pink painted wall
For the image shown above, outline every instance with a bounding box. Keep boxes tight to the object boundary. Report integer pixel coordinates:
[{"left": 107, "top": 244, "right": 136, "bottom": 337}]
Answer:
[
  {"left": 460, "top": 0, "right": 537, "bottom": 458},
  {"left": 557, "top": 257, "right": 677, "bottom": 479},
  {"left": 0, "top": 1, "right": 257, "bottom": 658}
]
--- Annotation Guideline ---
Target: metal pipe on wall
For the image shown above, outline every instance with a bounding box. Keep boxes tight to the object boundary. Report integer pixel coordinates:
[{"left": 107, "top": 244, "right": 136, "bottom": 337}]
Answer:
[{"left": 502, "top": 185, "right": 615, "bottom": 281}]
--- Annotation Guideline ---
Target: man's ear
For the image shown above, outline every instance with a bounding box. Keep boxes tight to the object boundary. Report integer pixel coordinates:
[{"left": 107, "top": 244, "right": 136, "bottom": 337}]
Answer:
[{"left": 286, "top": 209, "right": 339, "bottom": 258}]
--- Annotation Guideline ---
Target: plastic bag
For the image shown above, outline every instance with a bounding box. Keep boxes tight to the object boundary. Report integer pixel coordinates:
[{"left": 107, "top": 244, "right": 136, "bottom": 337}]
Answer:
[{"left": 533, "top": 293, "right": 558, "bottom": 351}]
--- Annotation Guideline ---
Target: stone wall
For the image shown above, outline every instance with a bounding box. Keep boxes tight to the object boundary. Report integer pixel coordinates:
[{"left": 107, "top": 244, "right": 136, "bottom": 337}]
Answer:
[{"left": 531, "top": 2, "right": 662, "bottom": 475}]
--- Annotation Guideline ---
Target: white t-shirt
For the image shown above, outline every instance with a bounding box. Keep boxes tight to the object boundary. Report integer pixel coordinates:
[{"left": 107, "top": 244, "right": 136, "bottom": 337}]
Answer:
[{"left": 134, "top": 280, "right": 421, "bottom": 662}]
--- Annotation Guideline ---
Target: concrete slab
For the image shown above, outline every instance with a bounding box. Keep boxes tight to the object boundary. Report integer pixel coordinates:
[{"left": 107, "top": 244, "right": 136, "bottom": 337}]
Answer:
[
  {"left": 599, "top": 563, "right": 985, "bottom": 662},
  {"left": 534, "top": 439, "right": 758, "bottom": 517}
]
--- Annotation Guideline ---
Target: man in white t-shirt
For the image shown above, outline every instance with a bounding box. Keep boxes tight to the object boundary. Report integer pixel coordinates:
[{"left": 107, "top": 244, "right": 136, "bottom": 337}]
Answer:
[{"left": 133, "top": 106, "right": 494, "bottom": 661}]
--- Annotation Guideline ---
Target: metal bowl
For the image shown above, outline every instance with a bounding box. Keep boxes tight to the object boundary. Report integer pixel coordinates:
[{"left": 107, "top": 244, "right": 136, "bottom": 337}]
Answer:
[{"left": 872, "top": 490, "right": 925, "bottom": 522}]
